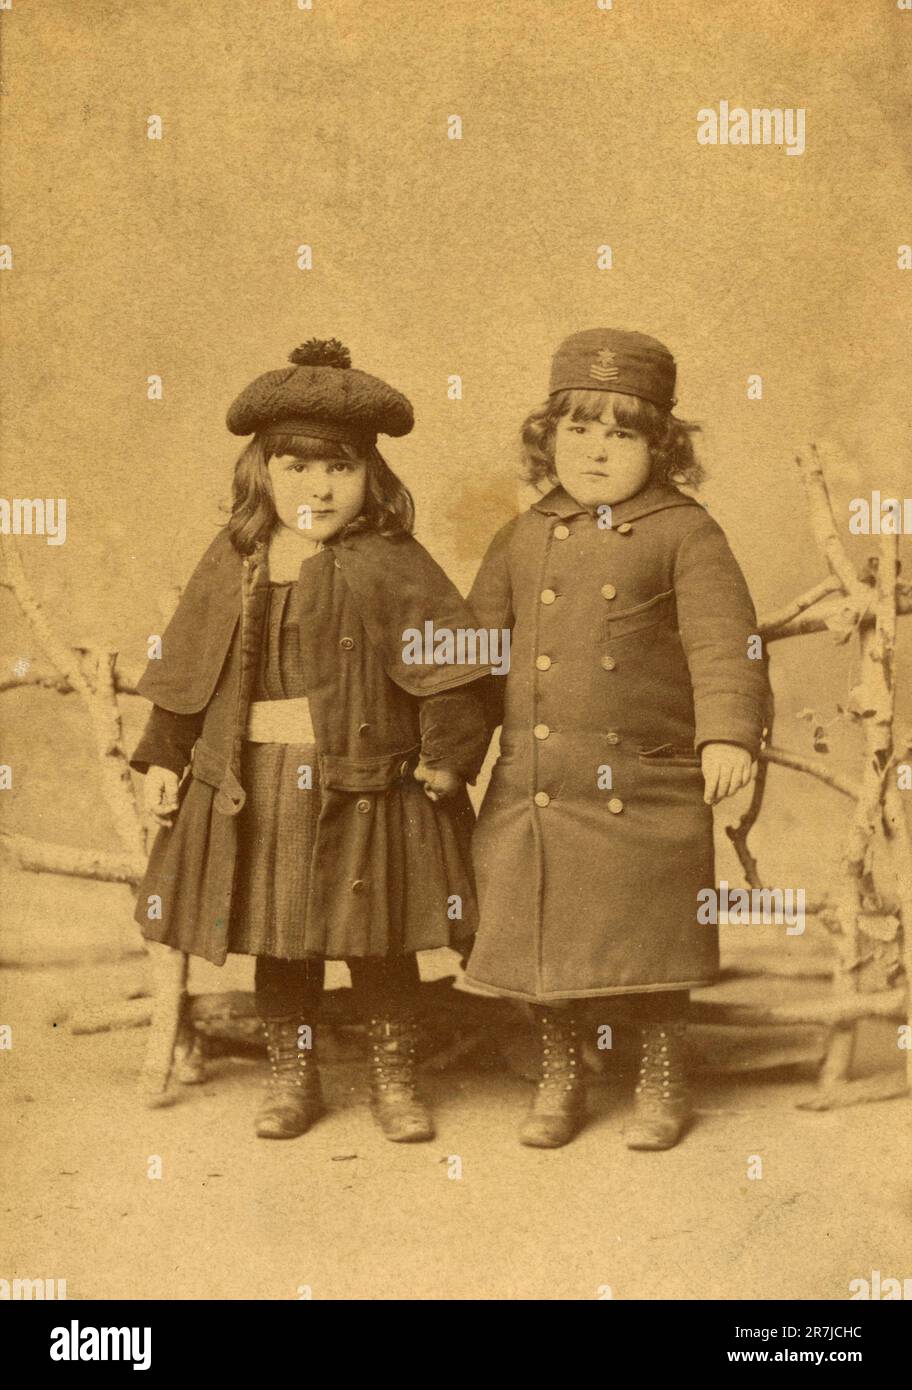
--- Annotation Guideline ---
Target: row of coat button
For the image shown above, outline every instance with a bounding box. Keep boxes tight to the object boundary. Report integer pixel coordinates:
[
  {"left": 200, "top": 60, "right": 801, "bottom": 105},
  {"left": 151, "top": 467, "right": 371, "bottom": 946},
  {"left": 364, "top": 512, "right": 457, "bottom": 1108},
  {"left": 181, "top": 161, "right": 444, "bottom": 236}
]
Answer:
[
  {"left": 541, "top": 584, "right": 617, "bottom": 603},
  {"left": 532, "top": 725, "right": 620, "bottom": 742},
  {"left": 535, "top": 654, "right": 617, "bottom": 671},
  {"left": 551, "top": 522, "right": 633, "bottom": 539},
  {"left": 528, "top": 723, "right": 621, "bottom": 745},
  {"left": 533, "top": 790, "right": 624, "bottom": 813}
]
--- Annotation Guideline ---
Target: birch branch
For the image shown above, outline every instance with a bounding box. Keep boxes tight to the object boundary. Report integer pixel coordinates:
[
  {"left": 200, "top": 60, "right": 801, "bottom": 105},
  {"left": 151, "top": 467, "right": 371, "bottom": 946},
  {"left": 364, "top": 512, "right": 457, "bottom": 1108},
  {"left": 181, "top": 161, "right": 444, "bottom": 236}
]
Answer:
[
  {"left": 794, "top": 444, "right": 865, "bottom": 597},
  {"left": 0, "top": 831, "right": 144, "bottom": 884},
  {"left": 760, "top": 581, "right": 912, "bottom": 644},
  {"left": 760, "top": 745, "right": 857, "bottom": 799}
]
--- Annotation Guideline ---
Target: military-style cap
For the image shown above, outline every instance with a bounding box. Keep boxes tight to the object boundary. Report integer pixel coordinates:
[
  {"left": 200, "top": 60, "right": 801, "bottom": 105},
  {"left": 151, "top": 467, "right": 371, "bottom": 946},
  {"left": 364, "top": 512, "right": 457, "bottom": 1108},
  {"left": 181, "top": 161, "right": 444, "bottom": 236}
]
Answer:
[
  {"left": 226, "top": 339, "right": 414, "bottom": 446},
  {"left": 549, "top": 328, "right": 677, "bottom": 410}
]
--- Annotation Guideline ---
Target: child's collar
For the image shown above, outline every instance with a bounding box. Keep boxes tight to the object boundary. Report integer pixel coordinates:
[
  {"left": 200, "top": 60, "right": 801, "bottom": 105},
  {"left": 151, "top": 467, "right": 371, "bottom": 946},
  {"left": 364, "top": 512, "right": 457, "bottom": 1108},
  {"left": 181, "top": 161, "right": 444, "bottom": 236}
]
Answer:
[{"left": 532, "top": 481, "right": 702, "bottom": 526}]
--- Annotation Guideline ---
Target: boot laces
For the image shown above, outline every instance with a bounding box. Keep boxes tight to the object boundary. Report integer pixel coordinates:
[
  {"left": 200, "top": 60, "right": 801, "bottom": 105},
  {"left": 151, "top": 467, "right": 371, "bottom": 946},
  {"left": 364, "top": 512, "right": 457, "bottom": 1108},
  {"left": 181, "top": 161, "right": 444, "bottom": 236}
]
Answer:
[
  {"left": 370, "top": 1018, "right": 419, "bottom": 1094},
  {"left": 263, "top": 1019, "right": 316, "bottom": 1091},
  {"left": 537, "top": 1013, "right": 581, "bottom": 1093},
  {"left": 634, "top": 1025, "right": 687, "bottom": 1106}
]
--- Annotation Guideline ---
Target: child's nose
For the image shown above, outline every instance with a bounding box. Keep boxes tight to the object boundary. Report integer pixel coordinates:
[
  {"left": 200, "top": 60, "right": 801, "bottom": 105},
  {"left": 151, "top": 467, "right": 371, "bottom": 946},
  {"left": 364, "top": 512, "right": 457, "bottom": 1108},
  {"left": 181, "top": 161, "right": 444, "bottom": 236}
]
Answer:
[{"left": 311, "top": 478, "right": 333, "bottom": 500}]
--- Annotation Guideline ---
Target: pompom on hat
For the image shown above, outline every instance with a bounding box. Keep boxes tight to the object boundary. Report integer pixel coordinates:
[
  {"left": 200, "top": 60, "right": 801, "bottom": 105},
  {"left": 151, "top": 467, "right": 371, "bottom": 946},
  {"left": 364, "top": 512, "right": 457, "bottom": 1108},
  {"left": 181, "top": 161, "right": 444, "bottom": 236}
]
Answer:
[
  {"left": 226, "top": 338, "right": 415, "bottom": 446},
  {"left": 549, "top": 328, "right": 677, "bottom": 411}
]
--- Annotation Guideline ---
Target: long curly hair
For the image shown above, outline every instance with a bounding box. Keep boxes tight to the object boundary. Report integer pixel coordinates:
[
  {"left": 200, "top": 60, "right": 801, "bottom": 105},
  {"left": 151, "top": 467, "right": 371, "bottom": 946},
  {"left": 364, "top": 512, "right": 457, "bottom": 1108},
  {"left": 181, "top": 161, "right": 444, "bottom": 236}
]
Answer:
[
  {"left": 225, "top": 432, "right": 415, "bottom": 554},
  {"left": 520, "top": 389, "right": 704, "bottom": 492}
]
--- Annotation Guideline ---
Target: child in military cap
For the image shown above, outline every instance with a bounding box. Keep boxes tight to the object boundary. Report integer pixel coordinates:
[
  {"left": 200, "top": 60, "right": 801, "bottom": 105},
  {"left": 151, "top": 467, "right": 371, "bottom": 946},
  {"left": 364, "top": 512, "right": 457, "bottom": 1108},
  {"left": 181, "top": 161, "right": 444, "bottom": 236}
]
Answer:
[
  {"left": 465, "top": 328, "right": 771, "bottom": 1151},
  {"left": 130, "top": 339, "right": 490, "bottom": 1143}
]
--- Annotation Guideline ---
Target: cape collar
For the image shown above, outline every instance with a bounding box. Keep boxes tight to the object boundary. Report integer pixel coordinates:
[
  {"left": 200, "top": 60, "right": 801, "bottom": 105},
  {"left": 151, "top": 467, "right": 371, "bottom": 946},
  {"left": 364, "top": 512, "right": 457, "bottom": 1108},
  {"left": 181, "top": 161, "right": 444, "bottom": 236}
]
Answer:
[{"left": 531, "top": 481, "right": 701, "bottom": 526}]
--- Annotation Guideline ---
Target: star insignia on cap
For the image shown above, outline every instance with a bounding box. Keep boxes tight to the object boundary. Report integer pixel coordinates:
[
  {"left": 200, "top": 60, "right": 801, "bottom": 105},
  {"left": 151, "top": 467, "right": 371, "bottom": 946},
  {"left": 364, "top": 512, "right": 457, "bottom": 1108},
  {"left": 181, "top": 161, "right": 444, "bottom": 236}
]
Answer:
[{"left": 589, "top": 348, "right": 620, "bottom": 382}]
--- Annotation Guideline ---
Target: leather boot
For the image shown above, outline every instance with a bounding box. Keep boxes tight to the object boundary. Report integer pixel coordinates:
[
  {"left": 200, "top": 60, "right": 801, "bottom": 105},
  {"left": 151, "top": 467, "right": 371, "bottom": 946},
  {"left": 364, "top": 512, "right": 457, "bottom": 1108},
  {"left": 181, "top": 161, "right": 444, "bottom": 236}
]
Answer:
[
  {"left": 519, "top": 1006, "right": 586, "bottom": 1148},
  {"left": 625, "top": 1020, "right": 692, "bottom": 1150},
  {"left": 255, "top": 1016, "right": 324, "bottom": 1139},
  {"left": 367, "top": 1015, "right": 434, "bottom": 1143}
]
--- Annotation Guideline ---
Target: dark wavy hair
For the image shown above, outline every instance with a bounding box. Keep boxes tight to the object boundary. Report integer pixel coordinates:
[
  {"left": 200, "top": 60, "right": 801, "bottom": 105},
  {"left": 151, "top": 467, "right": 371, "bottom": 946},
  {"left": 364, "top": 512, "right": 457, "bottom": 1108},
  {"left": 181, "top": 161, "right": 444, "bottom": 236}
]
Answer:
[
  {"left": 520, "top": 389, "right": 704, "bottom": 492},
  {"left": 224, "top": 432, "right": 415, "bottom": 554}
]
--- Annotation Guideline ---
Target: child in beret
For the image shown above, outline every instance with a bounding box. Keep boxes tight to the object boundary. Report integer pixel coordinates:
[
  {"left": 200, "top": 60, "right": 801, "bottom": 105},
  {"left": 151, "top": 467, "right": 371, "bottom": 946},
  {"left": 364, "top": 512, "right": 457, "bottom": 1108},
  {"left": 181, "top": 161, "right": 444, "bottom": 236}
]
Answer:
[
  {"left": 465, "top": 328, "right": 771, "bottom": 1150},
  {"left": 130, "top": 339, "right": 489, "bottom": 1143}
]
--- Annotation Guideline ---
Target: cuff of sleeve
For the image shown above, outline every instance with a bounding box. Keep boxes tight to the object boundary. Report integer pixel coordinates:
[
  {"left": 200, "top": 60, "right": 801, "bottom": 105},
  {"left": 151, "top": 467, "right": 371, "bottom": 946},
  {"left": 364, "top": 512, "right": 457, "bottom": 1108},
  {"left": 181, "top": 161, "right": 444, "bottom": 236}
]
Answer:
[
  {"left": 129, "top": 741, "right": 188, "bottom": 778},
  {"left": 693, "top": 695, "right": 766, "bottom": 759}
]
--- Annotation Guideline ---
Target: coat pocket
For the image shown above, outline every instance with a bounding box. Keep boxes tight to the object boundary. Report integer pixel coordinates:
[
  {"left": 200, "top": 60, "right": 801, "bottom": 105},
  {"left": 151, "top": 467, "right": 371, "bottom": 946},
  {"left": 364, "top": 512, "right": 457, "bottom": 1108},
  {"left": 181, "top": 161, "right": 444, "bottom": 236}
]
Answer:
[
  {"left": 319, "top": 744, "right": 421, "bottom": 793},
  {"left": 600, "top": 588, "right": 676, "bottom": 643},
  {"left": 637, "top": 742, "right": 702, "bottom": 768}
]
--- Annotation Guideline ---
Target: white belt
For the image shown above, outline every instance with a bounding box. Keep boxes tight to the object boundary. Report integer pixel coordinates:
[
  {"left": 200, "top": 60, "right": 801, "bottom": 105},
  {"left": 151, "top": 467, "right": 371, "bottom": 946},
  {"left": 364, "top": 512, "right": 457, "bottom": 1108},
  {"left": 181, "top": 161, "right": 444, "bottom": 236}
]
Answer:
[{"left": 245, "top": 697, "right": 316, "bottom": 745}]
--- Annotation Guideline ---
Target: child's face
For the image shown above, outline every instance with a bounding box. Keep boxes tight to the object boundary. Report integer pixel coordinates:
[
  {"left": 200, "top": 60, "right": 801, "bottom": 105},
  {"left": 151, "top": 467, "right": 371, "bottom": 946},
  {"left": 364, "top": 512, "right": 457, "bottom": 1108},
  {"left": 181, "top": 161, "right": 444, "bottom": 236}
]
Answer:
[
  {"left": 268, "top": 453, "right": 367, "bottom": 541},
  {"left": 552, "top": 408, "right": 652, "bottom": 510}
]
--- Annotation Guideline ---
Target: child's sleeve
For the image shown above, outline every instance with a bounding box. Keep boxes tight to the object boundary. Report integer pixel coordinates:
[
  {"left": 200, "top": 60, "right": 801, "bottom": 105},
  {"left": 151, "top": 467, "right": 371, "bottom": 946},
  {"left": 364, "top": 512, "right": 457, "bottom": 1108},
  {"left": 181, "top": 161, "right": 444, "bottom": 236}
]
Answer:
[
  {"left": 417, "top": 684, "right": 490, "bottom": 784},
  {"left": 465, "top": 520, "right": 517, "bottom": 736},
  {"left": 130, "top": 705, "right": 205, "bottom": 776},
  {"left": 673, "top": 514, "right": 771, "bottom": 757}
]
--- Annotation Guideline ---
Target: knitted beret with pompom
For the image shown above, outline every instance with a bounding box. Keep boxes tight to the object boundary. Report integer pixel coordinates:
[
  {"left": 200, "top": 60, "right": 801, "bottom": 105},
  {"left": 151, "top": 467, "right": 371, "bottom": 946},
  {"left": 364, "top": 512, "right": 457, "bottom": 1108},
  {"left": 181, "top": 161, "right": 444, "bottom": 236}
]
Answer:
[{"left": 225, "top": 338, "right": 414, "bottom": 443}]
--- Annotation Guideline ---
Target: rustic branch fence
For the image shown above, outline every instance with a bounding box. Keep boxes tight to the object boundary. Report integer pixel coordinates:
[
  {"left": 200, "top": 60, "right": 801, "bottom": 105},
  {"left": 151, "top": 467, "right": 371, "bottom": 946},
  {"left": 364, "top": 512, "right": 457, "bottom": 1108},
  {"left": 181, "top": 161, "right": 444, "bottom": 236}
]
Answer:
[{"left": 2, "top": 445, "right": 910, "bottom": 1108}]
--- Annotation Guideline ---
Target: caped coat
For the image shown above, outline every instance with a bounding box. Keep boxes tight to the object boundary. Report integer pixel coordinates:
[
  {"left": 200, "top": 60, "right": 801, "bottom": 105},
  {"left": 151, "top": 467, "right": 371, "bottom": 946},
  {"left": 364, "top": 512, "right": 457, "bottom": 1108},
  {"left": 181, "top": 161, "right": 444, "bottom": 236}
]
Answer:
[
  {"left": 463, "top": 481, "right": 772, "bottom": 1002},
  {"left": 130, "top": 528, "right": 490, "bottom": 966}
]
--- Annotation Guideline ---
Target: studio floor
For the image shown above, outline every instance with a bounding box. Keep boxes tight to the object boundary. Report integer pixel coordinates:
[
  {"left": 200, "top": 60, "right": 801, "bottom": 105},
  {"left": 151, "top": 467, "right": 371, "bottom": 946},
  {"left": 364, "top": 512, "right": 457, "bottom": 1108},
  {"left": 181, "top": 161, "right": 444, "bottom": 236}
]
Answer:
[{"left": 3, "top": 958, "right": 910, "bottom": 1302}]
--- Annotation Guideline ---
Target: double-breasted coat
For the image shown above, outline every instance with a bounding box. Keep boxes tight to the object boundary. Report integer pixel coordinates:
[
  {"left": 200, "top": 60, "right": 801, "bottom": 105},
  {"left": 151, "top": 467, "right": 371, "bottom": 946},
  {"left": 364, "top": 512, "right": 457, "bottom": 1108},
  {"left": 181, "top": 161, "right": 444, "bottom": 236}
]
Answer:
[
  {"left": 463, "top": 481, "right": 772, "bottom": 1002},
  {"left": 130, "top": 528, "right": 490, "bottom": 966}
]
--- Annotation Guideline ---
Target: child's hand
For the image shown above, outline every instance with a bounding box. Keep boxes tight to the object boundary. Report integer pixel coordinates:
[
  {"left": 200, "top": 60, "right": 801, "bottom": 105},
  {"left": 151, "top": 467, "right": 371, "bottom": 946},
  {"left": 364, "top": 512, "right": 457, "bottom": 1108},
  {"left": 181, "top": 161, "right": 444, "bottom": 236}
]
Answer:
[
  {"left": 145, "top": 765, "right": 180, "bottom": 826},
  {"left": 413, "top": 760, "right": 462, "bottom": 802},
  {"left": 701, "top": 743, "right": 757, "bottom": 805}
]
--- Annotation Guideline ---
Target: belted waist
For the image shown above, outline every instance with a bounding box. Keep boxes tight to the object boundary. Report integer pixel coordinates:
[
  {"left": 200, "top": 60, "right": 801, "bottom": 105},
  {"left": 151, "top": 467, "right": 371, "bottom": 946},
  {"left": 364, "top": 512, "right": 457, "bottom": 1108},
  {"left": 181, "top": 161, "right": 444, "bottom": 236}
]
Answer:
[
  {"left": 191, "top": 735, "right": 422, "bottom": 815},
  {"left": 245, "top": 697, "right": 316, "bottom": 744}
]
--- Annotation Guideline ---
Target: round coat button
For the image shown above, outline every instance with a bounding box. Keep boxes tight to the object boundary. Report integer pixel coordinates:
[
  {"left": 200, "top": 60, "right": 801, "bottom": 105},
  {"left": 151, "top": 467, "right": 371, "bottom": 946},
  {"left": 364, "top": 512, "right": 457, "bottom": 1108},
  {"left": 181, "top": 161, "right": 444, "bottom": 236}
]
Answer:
[
  {"left": 608, "top": 798, "right": 624, "bottom": 814},
  {"left": 601, "top": 583, "right": 617, "bottom": 600},
  {"left": 351, "top": 879, "right": 365, "bottom": 894},
  {"left": 553, "top": 524, "right": 570, "bottom": 540},
  {"left": 399, "top": 760, "right": 411, "bottom": 777},
  {"left": 358, "top": 722, "right": 371, "bottom": 735},
  {"left": 540, "top": 588, "right": 557, "bottom": 605},
  {"left": 533, "top": 791, "right": 551, "bottom": 807},
  {"left": 340, "top": 636, "right": 354, "bottom": 650},
  {"left": 606, "top": 731, "right": 620, "bottom": 745},
  {"left": 616, "top": 522, "right": 633, "bottom": 535},
  {"left": 601, "top": 655, "right": 617, "bottom": 671},
  {"left": 356, "top": 799, "right": 371, "bottom": 813},
  {"left": 535, "top": 654, "right": 552, "bottom": 671},
  {"left": 533, "top": 723, "right": 550, "bottom": 740}
]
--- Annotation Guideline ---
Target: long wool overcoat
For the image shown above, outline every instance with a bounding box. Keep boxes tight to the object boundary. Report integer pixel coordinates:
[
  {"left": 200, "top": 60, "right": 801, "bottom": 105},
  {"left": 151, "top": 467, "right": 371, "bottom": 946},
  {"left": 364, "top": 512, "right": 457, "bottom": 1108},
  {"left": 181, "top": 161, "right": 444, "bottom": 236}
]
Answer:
[
  {"left": 463, "top": 481, "right": 772, "bottom": 1002},
  {"left": 130, "top": 528, "right": 490, "bottom": 966}
]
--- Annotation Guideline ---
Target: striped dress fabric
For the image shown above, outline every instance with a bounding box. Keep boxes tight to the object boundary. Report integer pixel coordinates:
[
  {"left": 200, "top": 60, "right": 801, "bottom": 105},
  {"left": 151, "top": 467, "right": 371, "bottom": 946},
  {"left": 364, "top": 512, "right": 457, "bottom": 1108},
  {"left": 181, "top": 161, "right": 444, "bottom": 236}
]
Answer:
[{"left": 227, "top": 580, "right": 323, "bottom": 959}]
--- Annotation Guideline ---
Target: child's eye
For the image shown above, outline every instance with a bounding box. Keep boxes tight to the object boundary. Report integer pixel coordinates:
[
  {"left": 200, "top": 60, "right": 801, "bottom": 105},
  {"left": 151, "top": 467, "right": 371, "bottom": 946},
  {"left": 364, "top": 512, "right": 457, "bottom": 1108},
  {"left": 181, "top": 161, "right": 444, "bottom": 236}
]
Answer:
[
  {"left": 329, "top": 461, "right": 352, "bottom": 473},
  {"left": 289, "top": 462, "right": 308, "bottom": 473},
  {"left": 568, "top": 425, "right": 588, "bottom": 435}
]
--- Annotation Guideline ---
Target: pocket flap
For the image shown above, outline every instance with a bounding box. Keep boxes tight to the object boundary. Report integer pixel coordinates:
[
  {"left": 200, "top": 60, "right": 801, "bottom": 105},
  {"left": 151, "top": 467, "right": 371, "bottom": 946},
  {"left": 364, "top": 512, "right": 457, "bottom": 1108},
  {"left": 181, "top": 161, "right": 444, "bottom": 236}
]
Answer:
[
  {"left": 638, "top": 742, "right": 701, "bottom": 767},
  {"left": 319, "top": 745, "right": 421, "bottom": 793},
  {"left": 190, "top": 740, "right": 247, "bottom": 814},
  {"left": 604, "top": 588, "right": 675, "bottom": 639}
]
